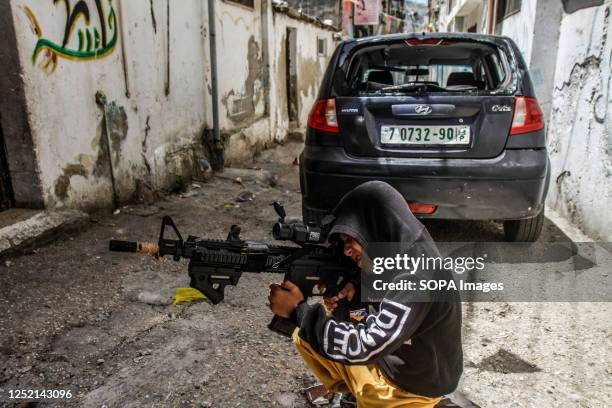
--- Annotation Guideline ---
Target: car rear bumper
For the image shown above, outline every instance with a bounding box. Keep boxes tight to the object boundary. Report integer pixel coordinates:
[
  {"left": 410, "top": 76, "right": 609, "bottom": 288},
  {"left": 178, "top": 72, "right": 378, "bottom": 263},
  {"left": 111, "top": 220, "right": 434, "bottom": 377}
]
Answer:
[{"left": 300, "top": 147, "right": 550, "bottom": 221}]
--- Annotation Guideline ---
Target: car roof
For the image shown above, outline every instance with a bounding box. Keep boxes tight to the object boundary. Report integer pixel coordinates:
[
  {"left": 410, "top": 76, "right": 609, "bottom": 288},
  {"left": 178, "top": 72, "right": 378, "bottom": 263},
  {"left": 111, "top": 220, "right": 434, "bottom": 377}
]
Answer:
[{"left": 344, "top": 32, "right": 512, "bottom": 47}]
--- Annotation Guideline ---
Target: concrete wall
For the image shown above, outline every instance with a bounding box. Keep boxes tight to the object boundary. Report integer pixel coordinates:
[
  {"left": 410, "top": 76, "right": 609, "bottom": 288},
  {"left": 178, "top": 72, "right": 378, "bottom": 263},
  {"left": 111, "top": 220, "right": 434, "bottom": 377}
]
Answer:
[
  {"left": 0, "top": 1, "right": 44, "bottom": 208},
  {"left": 496, "top": 0, "right": 537, "bottom": 64},
  {"left": 215, "top": 1, "right": 337, "bottom": 164},
  {"left": 528, "top": 0, "right": 563, "bottom": 122},
  {"left": 11, "top": 0, "right": 210, "bottom": 210},
  {"left": 462, "top": 2, "right": 484, "bottom": 31},
  {"left": 546, "top": 1, "right": 612, "bottom": 241},
  {"left": 216, "top": 0, "right": 271, "bottom": 165},
  {"left": 437, "top": 0, "right": 485, "bottom": 33},
  {"left": 269, "top": 11, "right": 336, "bottom": 140},
  {"left": 7, "top": 0, "right": 338, "bottom": 210}
]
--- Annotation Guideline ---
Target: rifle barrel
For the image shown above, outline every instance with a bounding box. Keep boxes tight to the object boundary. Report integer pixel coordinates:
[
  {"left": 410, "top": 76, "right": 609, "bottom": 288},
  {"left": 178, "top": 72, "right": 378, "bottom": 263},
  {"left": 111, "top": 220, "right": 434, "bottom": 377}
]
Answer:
[{"left": 109, "top": 240, "right": 159, "bottom": 257}]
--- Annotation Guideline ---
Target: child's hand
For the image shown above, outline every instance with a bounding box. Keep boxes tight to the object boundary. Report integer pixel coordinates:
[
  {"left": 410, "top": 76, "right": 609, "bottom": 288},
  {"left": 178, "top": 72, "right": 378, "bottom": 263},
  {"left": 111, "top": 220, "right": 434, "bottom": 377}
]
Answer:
[
  {"left": 268, "top": 281, "right": 304, "bottom": 318},
  {"left": 321, "top": 282, "right": 356, "bottom": 313}
]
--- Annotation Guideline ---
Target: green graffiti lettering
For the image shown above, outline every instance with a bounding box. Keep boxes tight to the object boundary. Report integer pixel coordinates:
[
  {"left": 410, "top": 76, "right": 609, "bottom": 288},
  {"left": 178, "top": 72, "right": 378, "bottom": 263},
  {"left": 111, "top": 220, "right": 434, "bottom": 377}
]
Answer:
[
  {"left": 28, "top": 0, "right": 119, "bottom": 73},
  {"left": 85, "top": 28, "right": 92, "bottom": 52},
  {"left": 77, "top": 29, "right": 84, "bottom": 51},
  {"left": 94, "top": 28, "right": 100, "bottom": 49}
]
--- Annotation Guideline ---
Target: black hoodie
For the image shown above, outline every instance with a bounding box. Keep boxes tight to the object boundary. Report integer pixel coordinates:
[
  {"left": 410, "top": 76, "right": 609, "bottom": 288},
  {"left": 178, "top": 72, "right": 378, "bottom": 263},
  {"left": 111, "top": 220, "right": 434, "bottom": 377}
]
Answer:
[{"left": 295, "top": 181, "right": 463, "bottom": 398}]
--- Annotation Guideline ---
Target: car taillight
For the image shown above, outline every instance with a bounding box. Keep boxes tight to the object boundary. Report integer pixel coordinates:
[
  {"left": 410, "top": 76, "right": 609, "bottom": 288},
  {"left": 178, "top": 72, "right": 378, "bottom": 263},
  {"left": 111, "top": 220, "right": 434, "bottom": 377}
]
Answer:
[
  {"left": 408, "top": 202, "right": 437, "bottom": 215},
  {"left": 510, "top": 96, "right": 544, "bottom": 135},
  {"left": 308, "top": 99, "right": 339, "bottom": 134}
]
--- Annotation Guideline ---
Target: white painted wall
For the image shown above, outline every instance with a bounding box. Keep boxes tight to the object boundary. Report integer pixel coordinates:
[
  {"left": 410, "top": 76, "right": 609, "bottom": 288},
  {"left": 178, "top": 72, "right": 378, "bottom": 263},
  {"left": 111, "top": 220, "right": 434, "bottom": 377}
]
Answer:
[
  {"left": 269, "top": 11, "right": 336, "bottom": 140},
  {"left": 546, "top": 2, "right": 612, "bottom": 241},
  {"left": 9, "top": 0, "right": 338, "bottom": 210},
  {"left": 461, "top": 2, "right": 484, "bottom": 31},
  {"left": 439, "top": 0, "right": 484, "bottom": 33},
  {"left": 215, "top": 0, "right": 271, "bottom": 165},
  {"left": 11, "top": 0, "right": 211, "bottom": 210},
  {"left": 218, "top": 2, "right": 337, "bottom": 164},
  {"left": 497, "top": 0, "right": 537, "bottom": 65}
]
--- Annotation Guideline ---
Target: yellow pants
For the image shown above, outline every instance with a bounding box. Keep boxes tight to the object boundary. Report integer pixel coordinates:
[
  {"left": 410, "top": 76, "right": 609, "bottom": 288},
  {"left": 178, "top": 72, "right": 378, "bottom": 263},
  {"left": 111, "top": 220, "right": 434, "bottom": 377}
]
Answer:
[{"left": 293, "top": 329, "right": 441, "bottom": 408}]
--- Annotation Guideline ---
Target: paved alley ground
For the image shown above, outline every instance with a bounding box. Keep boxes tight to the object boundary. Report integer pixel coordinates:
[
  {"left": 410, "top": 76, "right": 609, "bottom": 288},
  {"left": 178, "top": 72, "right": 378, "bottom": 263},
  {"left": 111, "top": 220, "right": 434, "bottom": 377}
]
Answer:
[{"left": 0, "top": 141, "right": 610, "bottom": 407}]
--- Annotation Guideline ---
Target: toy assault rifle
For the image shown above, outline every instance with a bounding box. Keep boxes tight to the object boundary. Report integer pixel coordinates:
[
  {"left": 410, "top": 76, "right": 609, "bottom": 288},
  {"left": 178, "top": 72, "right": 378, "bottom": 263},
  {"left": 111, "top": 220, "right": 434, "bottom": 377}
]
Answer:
[{"left": 109, "top": 202, "right": 358, "bottom": 337}]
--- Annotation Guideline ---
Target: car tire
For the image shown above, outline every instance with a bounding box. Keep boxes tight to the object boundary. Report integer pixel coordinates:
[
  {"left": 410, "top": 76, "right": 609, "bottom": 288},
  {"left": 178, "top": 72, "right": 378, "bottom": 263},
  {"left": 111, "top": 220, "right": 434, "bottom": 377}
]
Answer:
[{"left": 503, "top": 209, "right": 544, "bottom": 242}]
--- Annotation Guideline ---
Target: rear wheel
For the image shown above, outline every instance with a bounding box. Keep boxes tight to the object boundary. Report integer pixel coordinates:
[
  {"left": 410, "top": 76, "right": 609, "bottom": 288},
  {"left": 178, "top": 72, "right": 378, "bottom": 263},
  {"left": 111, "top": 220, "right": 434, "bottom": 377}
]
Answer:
[{"left": 503, "top": 209, "right": 544, "bottom": 242}]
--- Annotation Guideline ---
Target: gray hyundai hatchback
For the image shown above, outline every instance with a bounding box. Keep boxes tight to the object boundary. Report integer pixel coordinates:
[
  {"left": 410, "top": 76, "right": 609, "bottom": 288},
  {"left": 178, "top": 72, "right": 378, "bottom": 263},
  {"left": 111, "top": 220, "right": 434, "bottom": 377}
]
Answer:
[{"left": 300, "top": 33, "right": 550, "bottom": 242}]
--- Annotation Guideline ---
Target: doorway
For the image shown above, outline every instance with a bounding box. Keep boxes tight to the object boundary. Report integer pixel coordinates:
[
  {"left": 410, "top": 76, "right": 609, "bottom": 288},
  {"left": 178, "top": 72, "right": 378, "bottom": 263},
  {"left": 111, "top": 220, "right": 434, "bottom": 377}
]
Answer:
[
  {"left": 286, "top": 27, "right": 298, "bottom": 124},
  {"left": 0, "top": 121, "right": 14, "bottom": 211}
]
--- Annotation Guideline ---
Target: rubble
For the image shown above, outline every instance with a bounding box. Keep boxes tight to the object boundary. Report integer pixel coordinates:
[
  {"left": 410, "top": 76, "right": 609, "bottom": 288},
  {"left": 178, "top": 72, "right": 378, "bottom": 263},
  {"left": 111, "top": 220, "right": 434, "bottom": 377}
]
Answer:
[
  {"left": 137, "top": 291, "right": 173, "bottom": 306},
  {"left": 194, "top": 158, "right": 214, "bottom": 183},
  {"left": 216, "top": 167, "right": 278, "bottom": 187},
  {"left": 236, "top": 191, "right": 255, "bottom": 203},
  {"left": 0, "top": 209, "right": 89, "bottom": 257}
]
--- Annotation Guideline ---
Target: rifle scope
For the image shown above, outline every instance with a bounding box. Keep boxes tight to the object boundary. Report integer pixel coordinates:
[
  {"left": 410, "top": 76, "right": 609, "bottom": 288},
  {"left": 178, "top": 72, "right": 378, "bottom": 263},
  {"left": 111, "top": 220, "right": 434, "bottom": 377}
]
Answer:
[{"left": 272, "top": 221, "right": 326, "bottom": 244}]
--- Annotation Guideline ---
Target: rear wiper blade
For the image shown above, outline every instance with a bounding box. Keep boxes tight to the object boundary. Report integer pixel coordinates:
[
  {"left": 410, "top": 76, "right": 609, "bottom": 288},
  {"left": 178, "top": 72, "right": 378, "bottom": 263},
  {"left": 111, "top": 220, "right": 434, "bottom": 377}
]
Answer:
[
  {"left": 380, "top": 82, "right": 428, "bottom": 92},
  {"left": 444, "top": 85, "right": 479, "bottom": 92}
]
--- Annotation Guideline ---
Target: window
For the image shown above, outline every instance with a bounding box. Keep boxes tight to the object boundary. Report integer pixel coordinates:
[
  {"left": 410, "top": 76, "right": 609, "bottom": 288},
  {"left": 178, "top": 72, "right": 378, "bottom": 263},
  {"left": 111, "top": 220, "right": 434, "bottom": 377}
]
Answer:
[
  {"left": 496, "top": 0, "right": 521, "bottom": 23},
  {"left": 487, "top": 53, "right": 505, "bottom": 84},
  {"left": 334, "top": 40, "right": 510, "bottom": 96},
  {"left": 317, "top": 38, "right": 328, "bottom": 57},
  {"left": 455, "top": 16, "right": 464, "bottom": 32},
  {"left": 562, "top": 0, "right": 603, "bottom": 13},
  {"left": 224, "top": 0, "right": 254, "bottom": 8}
]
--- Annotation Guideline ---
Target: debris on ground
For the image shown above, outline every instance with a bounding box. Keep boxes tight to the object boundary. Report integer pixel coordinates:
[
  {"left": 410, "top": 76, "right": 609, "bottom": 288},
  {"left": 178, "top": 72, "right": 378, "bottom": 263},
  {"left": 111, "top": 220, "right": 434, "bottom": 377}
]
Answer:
[
  {"left": 304, "top": 384, "right": 334, "bottom": 406},
  {"left": 236, "top": 191, "right": 255, "bottom": 203},
  {"left": 269, "top": 174, "right": 279, "bottom": 187},
  {"left": 173, "top": 287, "right": 207, "bottom": 304},
  {"left": 222, "top": 202, "right": 240, "bottom": 209},
  {"left": 217, "top": 167, "right": 278, "bottom": 187},
  {"left": 276, "top": 392, "right": 297, "bottom": 407},
  {"left": 133, "top": 349, "right": 153, "bottom": 364},
  {"left": 135, "top": 179, "right": 156, "bottom": 204},
  {"left": 0, "top": 209, "right": 89, "bottom": 256},
  {"left": 127, "top": 206, "right": 160, "bottom": 217},
  {"left": 194, "top": 158, "right": 213, "bottom": 182},
  {"left": 137, "top": 291, "right": 174, "bottom": 306},
  {"left": 181, "top": 190, "right": 200, "bottom": 198}
]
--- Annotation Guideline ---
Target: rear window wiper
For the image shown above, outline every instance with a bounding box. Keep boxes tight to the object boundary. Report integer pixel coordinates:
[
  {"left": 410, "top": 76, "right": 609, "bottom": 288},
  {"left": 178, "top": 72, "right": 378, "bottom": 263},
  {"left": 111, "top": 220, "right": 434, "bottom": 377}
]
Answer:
[
  {"left": 444, "top": 85, "right": 479, "bottom": 92},
  {"left": 380, "top": 82, "right": 429, "bottom": 93}
]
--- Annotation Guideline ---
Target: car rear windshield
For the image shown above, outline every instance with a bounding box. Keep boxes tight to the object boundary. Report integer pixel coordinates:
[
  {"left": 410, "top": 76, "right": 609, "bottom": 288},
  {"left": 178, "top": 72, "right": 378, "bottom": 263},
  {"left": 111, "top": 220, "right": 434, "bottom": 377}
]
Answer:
[{"left": 332, "top": 39, "right": 512, "bottom": 96}]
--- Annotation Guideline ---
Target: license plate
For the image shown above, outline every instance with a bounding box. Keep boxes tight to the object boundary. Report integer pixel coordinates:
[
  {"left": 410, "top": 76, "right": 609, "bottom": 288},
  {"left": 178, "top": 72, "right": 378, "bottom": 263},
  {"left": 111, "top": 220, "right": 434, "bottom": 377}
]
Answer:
[{"left": 380, "top": 125, "right": 470, "bottom": 145}]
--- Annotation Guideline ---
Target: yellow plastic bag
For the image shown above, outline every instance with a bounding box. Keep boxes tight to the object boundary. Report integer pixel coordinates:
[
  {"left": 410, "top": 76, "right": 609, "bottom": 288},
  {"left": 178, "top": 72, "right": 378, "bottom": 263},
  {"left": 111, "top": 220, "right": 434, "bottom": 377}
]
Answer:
[{"left": 173, "top": 287, "right": 208, "bottom": 304}]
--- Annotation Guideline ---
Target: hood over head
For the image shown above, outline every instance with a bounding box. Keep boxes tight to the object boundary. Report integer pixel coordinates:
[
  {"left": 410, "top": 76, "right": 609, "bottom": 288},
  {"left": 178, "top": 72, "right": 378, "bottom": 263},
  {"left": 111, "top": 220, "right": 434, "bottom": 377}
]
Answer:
[
  {"left": 329, "top": 181, "right": 427, "bottom": 247},
  {"left": 329, "top": 181, "right": 447, "bottom": 303}
]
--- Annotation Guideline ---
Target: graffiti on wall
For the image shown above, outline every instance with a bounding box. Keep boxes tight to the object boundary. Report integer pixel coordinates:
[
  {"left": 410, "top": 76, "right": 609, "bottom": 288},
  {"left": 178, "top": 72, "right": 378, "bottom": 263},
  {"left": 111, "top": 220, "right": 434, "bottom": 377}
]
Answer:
[{"left": 24, "top": 0, "right": 118, "bottom": 74}]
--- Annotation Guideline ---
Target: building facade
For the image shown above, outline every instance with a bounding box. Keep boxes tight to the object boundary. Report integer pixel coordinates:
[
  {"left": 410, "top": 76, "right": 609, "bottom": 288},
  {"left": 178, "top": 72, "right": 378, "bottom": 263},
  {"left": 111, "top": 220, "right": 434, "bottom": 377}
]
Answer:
[
  {"left": 430, "top": 0, "right": 612, "bottom": 240},
  {"left": 0, "top": 0, "right": 339, "bottom": 212}
]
